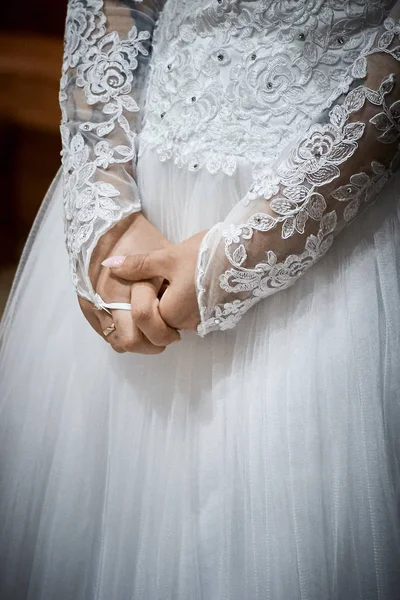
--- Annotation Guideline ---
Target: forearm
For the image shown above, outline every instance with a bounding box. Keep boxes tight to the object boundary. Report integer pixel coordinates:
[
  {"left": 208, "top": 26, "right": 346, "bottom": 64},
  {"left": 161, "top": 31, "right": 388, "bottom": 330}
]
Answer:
[
  {"left": 61, "top": 0, "right": 165, "bottom": 306},
  {"left": 196, "top": 8, "right": 400, "bottom": 335}
]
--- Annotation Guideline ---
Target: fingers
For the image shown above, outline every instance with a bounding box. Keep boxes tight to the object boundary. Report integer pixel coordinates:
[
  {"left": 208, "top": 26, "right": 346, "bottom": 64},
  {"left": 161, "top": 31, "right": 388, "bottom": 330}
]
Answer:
[
  {"left": 113, "top": 310, "right": 167, "bottom": 355},
  {"left": 78, "top": 296, "right": 106, "bottom": 338},
  {"left": 97, "top": 308, "right": 166, "bottom": 355},
  {"left": 96, "top": 308, "right": 127, "bottom": 354},
  {"left": 90, "top": 269, "right": 180, "bottom": 354},
  {"left": 79, "top": 296, "right": 128, "bottom": 350},
  {"left": 102, "top": 249, "right": 173, "bottom": 283},
  {"left": 130, "top": 281, "right": 181, "bottom": 347},
  {"left": 158, "top": 279, "right": 200, "bottom": 332}
]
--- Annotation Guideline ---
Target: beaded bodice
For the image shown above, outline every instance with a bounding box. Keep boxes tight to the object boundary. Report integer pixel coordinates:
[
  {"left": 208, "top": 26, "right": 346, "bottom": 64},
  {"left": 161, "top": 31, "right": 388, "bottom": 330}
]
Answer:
[{"left": 140, "top": 1, "right": 393, "bottom": 179}]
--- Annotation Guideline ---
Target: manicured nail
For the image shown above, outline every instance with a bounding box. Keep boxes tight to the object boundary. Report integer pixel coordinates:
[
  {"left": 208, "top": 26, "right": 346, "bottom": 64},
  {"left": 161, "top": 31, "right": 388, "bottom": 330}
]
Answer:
[{"left": 101, "top": 256, "right": 126, "bottom": 268}]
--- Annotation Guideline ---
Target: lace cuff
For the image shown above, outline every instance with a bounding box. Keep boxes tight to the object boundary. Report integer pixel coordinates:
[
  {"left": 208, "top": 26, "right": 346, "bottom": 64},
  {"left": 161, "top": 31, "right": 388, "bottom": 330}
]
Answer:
[
  {"left": 196, "top": 6, "right": 400, "bottom": 336},
  {"left": 60, "top": 0, "right": 165, "bottom": 304}
]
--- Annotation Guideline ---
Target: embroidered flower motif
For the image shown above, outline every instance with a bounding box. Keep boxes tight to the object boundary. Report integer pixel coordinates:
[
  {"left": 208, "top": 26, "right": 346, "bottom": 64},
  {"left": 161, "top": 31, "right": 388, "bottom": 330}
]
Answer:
[
  {"left": 63, "top": 0, "right": 106, "bottom": 70},
  {"left": 228, "top": 52, "right": 308, "bottom": 124},
  {"left": 246, "top": 175, "right": 280, "bottom": 203},
  {"left": 76, "top": 27, "right": 149, "bottom": 104},
  {"left": 268, "top": 0, "right": 324, "bottom": 29},
  {"left": 279, "top": 120, "right": 365, "bottom": 187}
]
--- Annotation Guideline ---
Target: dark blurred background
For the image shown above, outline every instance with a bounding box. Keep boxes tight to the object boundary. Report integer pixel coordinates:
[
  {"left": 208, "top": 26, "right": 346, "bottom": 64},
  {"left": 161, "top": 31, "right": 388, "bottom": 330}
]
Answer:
[{"left": 0, "top": 0, "right": 67, "bottom": 313}]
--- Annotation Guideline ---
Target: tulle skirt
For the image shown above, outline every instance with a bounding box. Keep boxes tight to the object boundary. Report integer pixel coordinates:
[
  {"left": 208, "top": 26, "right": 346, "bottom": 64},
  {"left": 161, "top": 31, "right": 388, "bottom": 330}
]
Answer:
[{"left": 1, "top": 149, "right": 400, "bottom": 600}]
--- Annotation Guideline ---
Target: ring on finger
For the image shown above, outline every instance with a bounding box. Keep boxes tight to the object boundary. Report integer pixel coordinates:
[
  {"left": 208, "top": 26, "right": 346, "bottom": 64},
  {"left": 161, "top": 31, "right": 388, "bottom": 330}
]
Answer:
[{"left": 103, "top": 323, "right": 116, "bottom": 337}]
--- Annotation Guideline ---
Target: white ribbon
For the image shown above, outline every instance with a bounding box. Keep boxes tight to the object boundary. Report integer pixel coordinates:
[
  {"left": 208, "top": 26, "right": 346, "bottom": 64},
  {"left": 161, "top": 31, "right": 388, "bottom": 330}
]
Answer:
[{"left": 93, "top": 293, "right": 132, "bottom": 316}]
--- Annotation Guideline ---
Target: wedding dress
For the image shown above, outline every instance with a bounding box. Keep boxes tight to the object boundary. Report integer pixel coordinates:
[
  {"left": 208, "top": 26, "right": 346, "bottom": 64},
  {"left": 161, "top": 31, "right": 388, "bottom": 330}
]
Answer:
[{"left": 1, "top": 1, "right": 400, "bottom": 598}]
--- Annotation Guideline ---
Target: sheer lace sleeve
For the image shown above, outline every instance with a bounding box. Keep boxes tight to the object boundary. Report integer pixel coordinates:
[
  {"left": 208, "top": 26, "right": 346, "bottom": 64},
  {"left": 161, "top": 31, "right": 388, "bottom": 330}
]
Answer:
[
  {"left": 196, "top": 5, "right": 400, "bottom": 336},
  {"left": 60, "top": 0, "right": 165, "bottom": 306}
]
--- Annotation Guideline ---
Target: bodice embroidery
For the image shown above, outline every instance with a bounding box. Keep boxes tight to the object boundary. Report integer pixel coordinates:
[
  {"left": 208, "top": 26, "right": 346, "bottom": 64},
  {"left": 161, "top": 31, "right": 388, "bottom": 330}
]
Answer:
[{"left": 140, "top": 0, "right": 395, "bottom": 179}]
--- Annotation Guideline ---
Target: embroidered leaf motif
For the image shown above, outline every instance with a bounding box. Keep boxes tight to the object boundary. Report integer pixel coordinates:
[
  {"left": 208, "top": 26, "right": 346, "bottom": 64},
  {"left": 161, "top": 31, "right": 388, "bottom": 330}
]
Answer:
[
  {"left": 295, "top": 210, "right": 308, "bottom": 234},
  {"left": 307, "top": 164, "right": 340, "bottom": 185},
  {"left": 270, "top": 197, "right": 297, "bottom": 215},
  {"left": 378, "top": 127, "right": 400, "bottom": 143},
  {"left": 77, "top": 162, "right": 96, "bottom": 184},
  {"left": 114, "top": 145, "right": 133, "bottom": 157},
  {"left": 365, "top": 89, "right": 382, "bottom": 105},
  {"left": 343, "top": 122, "right": 365, "bottom": 141},
  {"left": 95, "top": 182, "right": 120, "bottom": 197},
  {"left": 344, "top": 87, "right": 366, "bottom": 112},
  {"left": 70, "top": 132, "right": 85, "bottom": 153},
  {"left": 390, "top": 45, "right": 400, "bottom": 60},
  {"left": 103, "top": 102, "right": 119, "bottom": 115},
  {"left": 281, "top": 217, "right": 295, "bottom": 239},
  {"left": 351, "top": 56, "right": 367, "bottom": 79},
  {"left": 350, "top": 172, "right": 370, "bottom": 186},
  {"left": 248, "top": 213, "right": 275, "bottom": 232},
  {"left": 120, "top": 95, "right": 139, "bottom": 112},
  {"left": 320, "top": 52, "right": 339, "bottom": 66},
  {"left": 76, "top": 187, "right": 94, "bottom": 208},
  {"left": 97, "top": 121, "right": 115, "bottom": 137},
  {"left": 330, "top": 105, "right": 346, "bottom": 128},
  {"left": 284, "top": 186, "right": 309, "bottom": 203},
  {"left": 332, "top": 184, "right": 359, "bottom": 201},
  {"left": 372, "top": 161, "right": 386, "bottom": 175},
  {"left": 379, "top": 74, "right": 395, "bottom": 96},
  {"left": 344, "top": 199, "right": 361, "bottom": 222},
  {"left": 370, "top": 111, "right": 392, "bottom": 131},
  {"left": 320, "top": 211, "right": 337, "bottom": 235},
  {"left": 232, "top": 245, "right": 247, "bottom": 267},
  {"left": 391, "top": 99, "right": 400, "bottom": 119},
  {"left": 77, "top": 204, "right": 96, "bottom": 223},
  {"left": 306, "top": 193, "right": 326, "bottom": 219},
  {"left": 378, "top": 30, "right": 394, "bottom": 50},
  {"left": 118, "top": 115, "right": 130, "bottom": 133}
]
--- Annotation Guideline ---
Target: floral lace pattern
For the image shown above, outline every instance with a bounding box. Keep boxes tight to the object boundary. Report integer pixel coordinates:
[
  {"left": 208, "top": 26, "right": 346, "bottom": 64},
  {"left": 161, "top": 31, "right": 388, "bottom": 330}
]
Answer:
[
  {"left": 140, "top": 0, "right": 395, "bottom": 180},
  {"left": 61, "top": 0, "right": 400, "bottom": 334},
  {"left": 196, "top": 15, "right": 400, "bottom": 335},
  {"left": 60, "top": 0, "right": 160, "bottom": 302}
]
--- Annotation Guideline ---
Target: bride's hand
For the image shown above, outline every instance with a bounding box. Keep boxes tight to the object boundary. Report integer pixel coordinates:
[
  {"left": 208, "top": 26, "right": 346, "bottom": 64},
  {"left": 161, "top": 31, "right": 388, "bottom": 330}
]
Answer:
[
  {"left": 80, "top": 213, "right": 181, "bottom": 354},
  {"left": 104, "top": 231, "right": 207, "bottom": 332}
]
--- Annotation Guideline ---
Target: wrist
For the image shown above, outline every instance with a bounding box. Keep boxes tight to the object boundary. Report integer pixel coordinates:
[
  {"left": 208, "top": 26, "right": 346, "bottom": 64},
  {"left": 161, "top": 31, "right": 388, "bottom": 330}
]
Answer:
[
  {"left": 89, "top": 212, "right": 140, "bottom": 289},
  {"left": 89, "top": 212, "right": 172, "bottom": 293}
]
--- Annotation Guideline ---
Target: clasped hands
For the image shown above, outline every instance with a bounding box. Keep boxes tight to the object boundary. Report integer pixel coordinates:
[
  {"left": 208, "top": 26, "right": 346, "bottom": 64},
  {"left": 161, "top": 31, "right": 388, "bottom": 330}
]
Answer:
[{"left": 78, "top": 213, "right": 206, "bottom": 354}]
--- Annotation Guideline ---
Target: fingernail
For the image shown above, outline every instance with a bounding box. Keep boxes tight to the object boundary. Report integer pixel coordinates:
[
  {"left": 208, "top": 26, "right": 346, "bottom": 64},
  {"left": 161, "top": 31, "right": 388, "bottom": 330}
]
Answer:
[{"left": 101, "top": 256, "right": 126, "bottom": 268}]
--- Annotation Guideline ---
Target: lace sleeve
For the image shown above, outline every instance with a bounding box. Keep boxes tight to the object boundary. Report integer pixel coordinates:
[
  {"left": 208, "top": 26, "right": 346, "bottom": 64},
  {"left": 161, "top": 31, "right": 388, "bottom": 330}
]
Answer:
[
  {"left": 60, "top": 0, "right": 165, "bottom": 306},
  {"left": 196, "top": 5, "right": 400, "bottom": 336}
]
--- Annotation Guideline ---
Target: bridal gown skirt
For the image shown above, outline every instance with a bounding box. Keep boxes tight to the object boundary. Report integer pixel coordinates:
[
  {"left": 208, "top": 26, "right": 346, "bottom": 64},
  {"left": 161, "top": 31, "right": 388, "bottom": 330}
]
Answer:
[{"left": 0, "top": 149, "right": 400, "bottom": 600}]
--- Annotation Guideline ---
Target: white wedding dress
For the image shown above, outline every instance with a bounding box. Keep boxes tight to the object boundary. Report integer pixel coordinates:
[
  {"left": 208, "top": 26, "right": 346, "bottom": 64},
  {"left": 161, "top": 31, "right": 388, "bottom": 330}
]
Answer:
[{"left": 1, "top": 1, "right": 400, "bottom": 599}]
